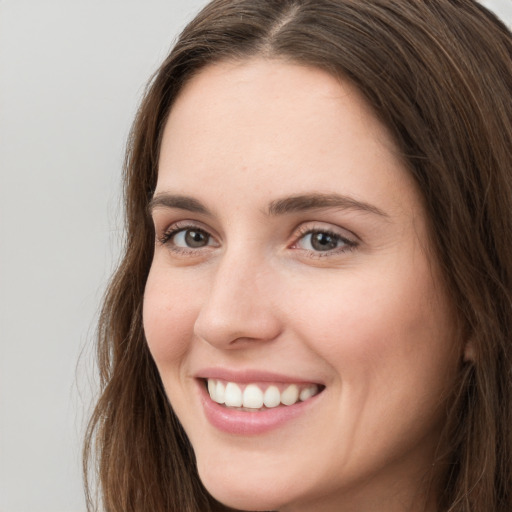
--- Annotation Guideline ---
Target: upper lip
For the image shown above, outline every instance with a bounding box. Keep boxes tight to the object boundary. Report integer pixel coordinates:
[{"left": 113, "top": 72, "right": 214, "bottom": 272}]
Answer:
[{"left": 195, "top": 367, "right": 325, "bottom": 385}]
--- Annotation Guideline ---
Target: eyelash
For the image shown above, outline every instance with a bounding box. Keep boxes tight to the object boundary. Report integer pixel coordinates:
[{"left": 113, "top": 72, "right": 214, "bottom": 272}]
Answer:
[
  {"left": 157, "top": 221, "right": 358, "bottom": 258},
  {"left": 293, "top": 225, "right": 358, "bottom": 257},
  {"left": 157, "top": 221, "right": 214, "bottom": 256}
]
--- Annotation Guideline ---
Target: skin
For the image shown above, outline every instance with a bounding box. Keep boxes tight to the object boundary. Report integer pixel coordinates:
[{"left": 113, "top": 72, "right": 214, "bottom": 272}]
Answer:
[{"left": 143, "top": 58, "right": 462, "bottom": 512}]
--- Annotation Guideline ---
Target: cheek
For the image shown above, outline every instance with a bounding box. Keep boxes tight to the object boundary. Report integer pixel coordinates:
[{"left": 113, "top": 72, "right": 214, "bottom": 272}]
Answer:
[
  {"left": 288, "top": 265, "right": 457, "bottom": 387},
  {"left": 142, "top": 267, "right": 198, "bottom": 365},
  {"left": 287, "top": 268, "right": 459, "bottom": 465}
]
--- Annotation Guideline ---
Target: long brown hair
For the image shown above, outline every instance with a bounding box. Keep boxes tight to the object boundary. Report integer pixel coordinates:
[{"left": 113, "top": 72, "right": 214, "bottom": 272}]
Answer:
[{"left": 84, "top": 1, "right": 512, "bottom": 510}]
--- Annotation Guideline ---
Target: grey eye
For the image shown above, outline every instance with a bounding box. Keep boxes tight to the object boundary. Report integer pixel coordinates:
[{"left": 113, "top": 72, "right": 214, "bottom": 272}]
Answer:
[
  {"left": 298, "top": 231, "right": 345, "bottom": 251},
  {"left": 174, "top": 229, "right": 211, "bottom": 248}
]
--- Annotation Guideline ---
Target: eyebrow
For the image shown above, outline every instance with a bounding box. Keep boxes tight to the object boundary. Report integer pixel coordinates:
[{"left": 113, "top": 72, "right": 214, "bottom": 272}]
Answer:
[
  {"left": 147, "top": 192, "right": 388, "bottom": 218},
  {"left": 266, "top": 193, "right": 388, "bottom": 217},
  {"left": 148, "top": 193, "right": 211, "bottom": 216}
]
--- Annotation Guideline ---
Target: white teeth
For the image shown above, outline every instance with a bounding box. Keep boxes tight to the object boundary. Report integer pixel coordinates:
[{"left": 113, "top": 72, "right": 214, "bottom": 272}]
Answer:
[
  {"left": 224, "top": 382, "right": 243, "bottom": 407},
  {"left": 281, "top": 384, "right": 299, "bottom": 405},
  {"left": 243, "top": 384, "right": 264, "bottom": 409},
  {"left": 214, "top": 380, "right": 225, "bottom": 404},
  {"left": 206, "top": 379, "right": 321, "bottom": 409},
  {"left": 263, "top": 385, "right": 281, "bottom": 408},
  {"left": 207, "top": 378, "right": 216, "bottom": 399},
  {"left": 300, "top": 384, "right": 318, "bottom": 401}
]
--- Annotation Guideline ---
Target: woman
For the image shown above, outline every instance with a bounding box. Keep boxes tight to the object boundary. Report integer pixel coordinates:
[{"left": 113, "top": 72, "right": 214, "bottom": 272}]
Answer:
[{"left": 84, "top": 1, "right": 512, "bottom": 511}]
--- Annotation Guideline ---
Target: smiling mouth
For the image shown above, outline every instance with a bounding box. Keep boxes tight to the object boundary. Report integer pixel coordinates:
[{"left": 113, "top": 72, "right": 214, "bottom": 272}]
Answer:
[{"left": 205, "top": 378, "right": 324, "bottom": 411}]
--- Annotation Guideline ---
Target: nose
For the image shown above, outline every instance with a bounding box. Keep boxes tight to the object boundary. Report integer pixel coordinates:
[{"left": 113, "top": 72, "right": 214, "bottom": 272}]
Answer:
[{"left": 193, "top": 251, "right": 282, "bottom": 349}]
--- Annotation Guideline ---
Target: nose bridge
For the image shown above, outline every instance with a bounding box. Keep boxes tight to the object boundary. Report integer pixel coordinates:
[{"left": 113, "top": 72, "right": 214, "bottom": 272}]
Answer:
[{"left": 193, "top": 243, "right": 281, "bottom": 347}]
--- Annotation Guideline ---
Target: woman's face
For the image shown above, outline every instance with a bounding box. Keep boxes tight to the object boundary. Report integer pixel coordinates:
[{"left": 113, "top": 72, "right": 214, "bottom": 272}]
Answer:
[{"left": 144, "top": 59, "right": 461, "bottom": 512}]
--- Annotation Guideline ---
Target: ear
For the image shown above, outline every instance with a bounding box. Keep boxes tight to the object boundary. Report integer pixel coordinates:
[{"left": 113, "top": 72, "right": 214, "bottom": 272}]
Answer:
[{"left": 463, "top": 338, "right": 476, "bottom": 363}]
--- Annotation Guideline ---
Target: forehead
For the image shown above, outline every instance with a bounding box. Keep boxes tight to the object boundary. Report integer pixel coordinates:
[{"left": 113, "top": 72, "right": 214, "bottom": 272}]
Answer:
[{"left": 156, "top": 58, "right": 419, "bottom": 218}]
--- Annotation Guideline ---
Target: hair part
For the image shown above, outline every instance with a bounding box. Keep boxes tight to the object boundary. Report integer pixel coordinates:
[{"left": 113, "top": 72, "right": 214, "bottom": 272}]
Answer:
[{"left": 84, "top": 1, "right": 512, "bottom": 511}]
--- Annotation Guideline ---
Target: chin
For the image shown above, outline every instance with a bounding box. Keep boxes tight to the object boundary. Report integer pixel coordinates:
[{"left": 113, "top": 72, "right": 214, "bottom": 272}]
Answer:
[{"left": 197, "top": 461, "right": 292, "bottom": 512}]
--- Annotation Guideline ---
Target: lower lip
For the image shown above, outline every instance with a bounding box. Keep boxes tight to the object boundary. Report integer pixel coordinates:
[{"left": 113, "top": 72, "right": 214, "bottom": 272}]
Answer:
[{"left": 198, "top": 381, "right": 322, "bottom": 435}]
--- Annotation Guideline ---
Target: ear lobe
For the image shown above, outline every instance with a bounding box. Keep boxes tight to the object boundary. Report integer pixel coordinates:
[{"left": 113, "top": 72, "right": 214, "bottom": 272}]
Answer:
[{"left": 463, "top": 338, "right": 476, "bottom": 363}]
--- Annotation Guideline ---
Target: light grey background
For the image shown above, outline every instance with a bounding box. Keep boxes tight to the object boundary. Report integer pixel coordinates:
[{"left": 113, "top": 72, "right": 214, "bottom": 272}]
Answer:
[
  {"left": 0, "top": 1, "right": 510, "bottom": 511},
  {"left": 0, "top": 2, "right": 209, "bottom": 511}
]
